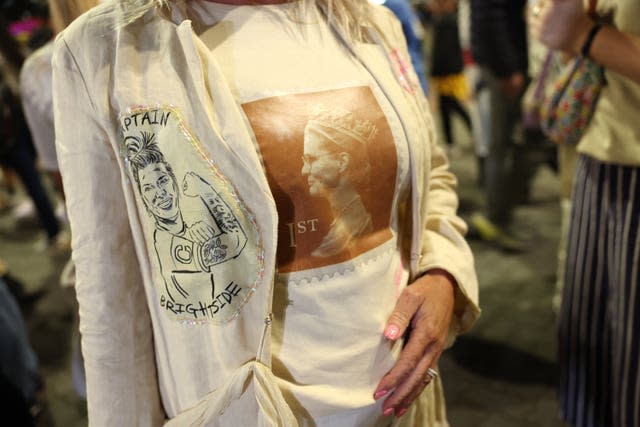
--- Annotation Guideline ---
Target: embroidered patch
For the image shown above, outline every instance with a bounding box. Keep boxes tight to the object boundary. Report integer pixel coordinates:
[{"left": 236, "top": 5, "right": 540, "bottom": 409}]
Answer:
[{"left": 119, "top": 106, "right": 263, "bottom": 325}]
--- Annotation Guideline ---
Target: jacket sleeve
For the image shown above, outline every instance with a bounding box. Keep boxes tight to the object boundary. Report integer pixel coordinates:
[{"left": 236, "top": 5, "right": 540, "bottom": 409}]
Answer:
[
  {"left": 418, "top": 111, "right": 481, "bottom": 337},
  {"left": 375, "top": 6, "right": 480, "bottom": 336},
  {"left": 52, "top": 35, "right": 165, "bottom": 426}
]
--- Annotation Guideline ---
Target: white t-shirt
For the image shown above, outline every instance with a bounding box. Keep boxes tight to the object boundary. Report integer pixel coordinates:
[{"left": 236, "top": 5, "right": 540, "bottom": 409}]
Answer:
[{"left": 192, "top": 2, "right": 412, "bottom": 425}]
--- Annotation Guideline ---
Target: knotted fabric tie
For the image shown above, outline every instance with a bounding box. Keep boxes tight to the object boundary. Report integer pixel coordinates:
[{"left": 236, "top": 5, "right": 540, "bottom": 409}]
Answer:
[{"left": 165, "top": 360, "right": 298, "bottom": 427}]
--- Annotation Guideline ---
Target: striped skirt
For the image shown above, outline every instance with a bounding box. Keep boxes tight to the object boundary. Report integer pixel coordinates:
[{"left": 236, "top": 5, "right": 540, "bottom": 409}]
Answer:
[{"left": 559, "top": 154, "right": 640, "bottom": 427}]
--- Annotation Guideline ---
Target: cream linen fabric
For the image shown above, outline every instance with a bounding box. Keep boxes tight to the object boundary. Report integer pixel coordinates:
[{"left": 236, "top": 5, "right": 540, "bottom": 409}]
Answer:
[
  {"left": 195, "top": 4, "right": 410, "bottom": 425},
  {"left": 577, "top": 0, "right": 640, "bottom": 166},
  {"left": 52, "top": 1, "right": 480, "bottom": 425},
  {"left": 20, "top": 41, "right": 58, "bottom": 171}
]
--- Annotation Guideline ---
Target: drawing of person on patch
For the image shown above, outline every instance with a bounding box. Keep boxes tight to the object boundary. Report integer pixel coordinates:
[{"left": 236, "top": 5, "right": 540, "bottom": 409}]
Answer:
[
  {"left": 124, "top": 131, "right": 247, "bottom": 305},
  {"left": 302, "top": 105, "right": 376, "bottom": 258}
]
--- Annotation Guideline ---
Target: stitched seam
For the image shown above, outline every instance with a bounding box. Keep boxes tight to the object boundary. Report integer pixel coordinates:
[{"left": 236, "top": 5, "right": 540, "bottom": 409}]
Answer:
[{"left": 61, "top": 36, "right": 99, "bottom": 115}]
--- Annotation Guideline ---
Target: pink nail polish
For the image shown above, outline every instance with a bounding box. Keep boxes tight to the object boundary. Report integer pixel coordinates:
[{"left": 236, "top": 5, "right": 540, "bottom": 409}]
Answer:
[
  {"left": 383, "top": 407, "right": 394, "bottom": 416},
  {"left": 396, "top": 408, "right": 407, "bottom": 417},
  {"left": 385, "top": 325, "right": 399, "bottom": 340},
  {"left": 374, "top": 390, "right": 388, "bottom": 399}
]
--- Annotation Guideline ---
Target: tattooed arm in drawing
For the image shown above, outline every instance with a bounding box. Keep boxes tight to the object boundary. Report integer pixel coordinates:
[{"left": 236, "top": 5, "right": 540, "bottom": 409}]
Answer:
[{"left": 182, "top": 171, "right": 248, "bottom": 267}]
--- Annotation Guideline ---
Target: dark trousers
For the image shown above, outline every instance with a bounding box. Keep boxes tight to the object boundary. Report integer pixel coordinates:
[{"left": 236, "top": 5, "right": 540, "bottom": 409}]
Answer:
[
  {"left": 2, "top": 127, "right": 59, "bottom": 240},
  {"left": 439, "top": 95, "right": 472, "bottom": 146},
  {"left": 480, "top": 68, "right": 535, "bottom": 226}
]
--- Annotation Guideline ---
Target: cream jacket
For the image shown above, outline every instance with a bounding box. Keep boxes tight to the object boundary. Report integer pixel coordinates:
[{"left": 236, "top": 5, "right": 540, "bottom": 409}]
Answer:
[{"left": 52, "top": 2, "right": 480, "bottom": 425}]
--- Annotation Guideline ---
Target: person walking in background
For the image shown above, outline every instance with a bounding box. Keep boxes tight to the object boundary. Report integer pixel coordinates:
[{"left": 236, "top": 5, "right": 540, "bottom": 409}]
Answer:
[
  {"left": 0, "top": 24, "right": 68, "bottom": 252},
  {"left": 428, "top": 0, "right": 472, "bottom": 156},
  {"left": 19, "top": 0, "right": 99, "bottom": 399},
  {"left": 469, "top": 0, "right": 530, "bottom": 252},
  {"left": 454, "top": 0, "right": 490, "bottom": 186},
  {"left": 529, "top": 0, "right": 640, "bottom": 426}
]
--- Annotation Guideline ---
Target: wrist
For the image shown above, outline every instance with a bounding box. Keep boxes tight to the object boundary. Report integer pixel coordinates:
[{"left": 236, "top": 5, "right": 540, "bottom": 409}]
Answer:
[
  {"left": 580, "top": 23, "right": 603, "bottom": 58},
  {"left": 423, "top": 268, "right": 457, "bottom": 292}
]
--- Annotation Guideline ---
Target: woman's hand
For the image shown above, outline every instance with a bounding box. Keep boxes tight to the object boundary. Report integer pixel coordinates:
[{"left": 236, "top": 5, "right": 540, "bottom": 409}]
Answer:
[
  {"left": 374, "top": 269, "right": 456, "bottom": 417},
  {"left": 529, "top": 0, "right": 593, "bottom": 55},
  {"left": 498, "top": 72, "right": 526, "bottom": 99}
]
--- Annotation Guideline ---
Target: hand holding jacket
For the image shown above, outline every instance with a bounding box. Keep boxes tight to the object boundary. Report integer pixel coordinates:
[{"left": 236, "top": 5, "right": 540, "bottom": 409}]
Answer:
[{"left": 374, "top": 269, "right": 455, "bottom": 418}]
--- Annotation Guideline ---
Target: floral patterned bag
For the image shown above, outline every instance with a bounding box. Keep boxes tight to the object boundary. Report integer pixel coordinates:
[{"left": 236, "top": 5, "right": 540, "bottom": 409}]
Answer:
[
  {"left": 539, "top": 0, "right": 606, "bottom": 146},
  {"left": 539, "top": 55, "right": 605, "bottom": 145}
]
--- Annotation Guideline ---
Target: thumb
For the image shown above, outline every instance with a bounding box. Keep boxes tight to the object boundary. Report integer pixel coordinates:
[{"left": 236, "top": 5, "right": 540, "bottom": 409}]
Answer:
[{"left": 384, "top": 286, "right": 424, "bottom": 341}]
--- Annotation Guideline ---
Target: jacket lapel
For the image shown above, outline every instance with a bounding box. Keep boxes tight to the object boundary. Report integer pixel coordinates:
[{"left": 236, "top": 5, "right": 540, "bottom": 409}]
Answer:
[
  {"left": 175, "top": 20, "right": 275, "bottom": 197},
  {"left": 332, "top": 20, "right": 431, "bottom": 278}
]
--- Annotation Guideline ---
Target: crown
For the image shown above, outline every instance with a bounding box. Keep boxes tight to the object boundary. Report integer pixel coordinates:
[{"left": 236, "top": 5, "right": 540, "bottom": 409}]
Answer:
[{"left": 308, "top": 104, "right": 378, "bottom": 144}]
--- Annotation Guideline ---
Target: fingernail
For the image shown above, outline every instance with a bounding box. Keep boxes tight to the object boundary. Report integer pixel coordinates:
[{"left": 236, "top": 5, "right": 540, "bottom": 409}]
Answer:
[
  {"left": 384, "top": 325, "right": 400, "bottom": 340},
  {"left": 396, "top": 408, "right": 407, "bottom": 417},
  {"left": 374, "top": 389, "right": 388, "bottom": 400},
  {"left": 383, "top": 407, "right": 394, "bottom": 416}
]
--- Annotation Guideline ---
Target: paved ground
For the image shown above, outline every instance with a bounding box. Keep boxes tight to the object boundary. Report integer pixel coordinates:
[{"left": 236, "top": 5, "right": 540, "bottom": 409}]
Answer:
[
  {"left": 443, "top": 139, "right": 569, "bottom": 427},
  {"left": 0, "top": 129, "right": 570, "bottom": 426}
]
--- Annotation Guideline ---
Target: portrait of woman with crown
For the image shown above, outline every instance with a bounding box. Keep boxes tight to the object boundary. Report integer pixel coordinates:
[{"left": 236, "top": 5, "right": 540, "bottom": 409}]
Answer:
[
  {"left": 301, "top": 104, "right": 376, "bottom": 257},
  {"left": 242, "top": 86, "right": 399, "bottom": 275}
]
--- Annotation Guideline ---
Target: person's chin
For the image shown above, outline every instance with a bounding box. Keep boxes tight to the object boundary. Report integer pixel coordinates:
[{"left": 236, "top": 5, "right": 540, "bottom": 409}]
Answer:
[{"left": 155, "top": 208, "right": 178, "bottom": 220}]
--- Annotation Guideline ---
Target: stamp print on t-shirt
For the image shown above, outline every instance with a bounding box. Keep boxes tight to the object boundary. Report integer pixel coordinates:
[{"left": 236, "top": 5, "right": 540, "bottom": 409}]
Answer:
[
  {"left": 120, "top": 106, "right": 263, "bottom": 324},
  {"left": 242, "top": 86, "right": 397, "bottom": 274}
]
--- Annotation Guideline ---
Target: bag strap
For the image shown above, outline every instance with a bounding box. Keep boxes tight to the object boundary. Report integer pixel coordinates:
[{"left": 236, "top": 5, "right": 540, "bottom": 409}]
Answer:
[
  {"left": 588, "top": 0, "right": 598, "bottom": 18},
  {"left": 533, "top": 51, "right": 555, "bottom": 102}
]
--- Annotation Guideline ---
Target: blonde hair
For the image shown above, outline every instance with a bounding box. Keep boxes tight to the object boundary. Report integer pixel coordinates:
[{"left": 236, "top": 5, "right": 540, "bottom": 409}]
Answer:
[
  {"left": 116, "top": 0, "right": 372, "bottom": 39},
  {"left": 49, "top": 0, "right": 100, "bottom": 33}
]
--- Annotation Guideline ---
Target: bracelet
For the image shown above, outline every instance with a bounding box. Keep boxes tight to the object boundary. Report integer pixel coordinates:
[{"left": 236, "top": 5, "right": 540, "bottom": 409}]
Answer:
[{"left": 580, "top": 23, "right": 603, "bottom": 58}]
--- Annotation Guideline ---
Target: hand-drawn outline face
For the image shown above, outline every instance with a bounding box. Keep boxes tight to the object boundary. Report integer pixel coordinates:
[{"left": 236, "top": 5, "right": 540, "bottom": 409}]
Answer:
[
  {"left": 301, "top": 133, "right": 346, "bottom": 197},
  {"left": 139, "top": 162, "right": 180, "bottom": 222},
  {"left": 120, "top": 109, "right": 260, "bottom": 324}
]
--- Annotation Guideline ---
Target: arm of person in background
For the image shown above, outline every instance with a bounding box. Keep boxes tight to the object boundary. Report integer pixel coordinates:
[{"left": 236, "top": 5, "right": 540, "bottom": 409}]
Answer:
[
  {"left": 52, "top": 35, "right": 164, "bottom": 426},
  {"left": 383, "top": 0, "right": 430, "bottom": 94},
  {"left": 530, "top": 0, "right": 640, "bottom": 84},
  {"left": 371, "top": 6, "right": 481, "bottom": 417}
]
